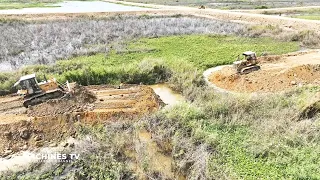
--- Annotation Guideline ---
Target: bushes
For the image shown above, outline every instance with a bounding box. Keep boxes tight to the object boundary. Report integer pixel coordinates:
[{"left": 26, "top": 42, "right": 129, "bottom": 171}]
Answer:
[
  {"left": 140, "top": 80, "right": 320, "bottom": 179},
  {"left": 247, "top": 25, "right": 320, "bottom": 48},
  {"left": 60, "top": 61, "right": 172, "bottom": 86},
  {"left": 0, "top": 15, "right": 246, "bottom": 69},
  {"left": 0, "top": 34, "right": 297, "bottom": 91}
]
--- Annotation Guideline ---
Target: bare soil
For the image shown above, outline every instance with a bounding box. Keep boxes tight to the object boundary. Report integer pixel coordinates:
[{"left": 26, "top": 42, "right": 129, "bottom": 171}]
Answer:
[
  {"left": 0, "top": 85, "right": 163, "bottom": 157},
  {"left": 209, "top": 51, "right": 320, "bottom": 93},
  {"left": 27, "top": 85, "right": 96, "bottom": 117}
]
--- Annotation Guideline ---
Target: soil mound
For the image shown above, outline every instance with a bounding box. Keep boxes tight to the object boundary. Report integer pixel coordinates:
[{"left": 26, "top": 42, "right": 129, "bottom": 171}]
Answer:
[
  {"left": 0, "top": 85, "right": 163, "bottom": 157},
  {"left": 27, "top": 85, "right": 97, "bottom": 117},
  {"left": 209, "top": 64, "right": 320, "bottom": 93}
]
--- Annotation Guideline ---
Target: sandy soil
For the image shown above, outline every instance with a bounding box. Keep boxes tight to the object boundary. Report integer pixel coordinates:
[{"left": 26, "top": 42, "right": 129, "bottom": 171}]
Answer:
[
  {"left": 208, "top": 50, "right": 320, "bottom": 93},
  {"left": 0, "top": 85, "right": 163, "bottom": 157}
]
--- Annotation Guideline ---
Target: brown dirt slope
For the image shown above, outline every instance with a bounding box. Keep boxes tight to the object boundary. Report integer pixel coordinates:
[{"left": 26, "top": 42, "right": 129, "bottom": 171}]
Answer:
[
  {"left": 0, "top": 85, "right": 163, "bottom": 157},
  {"left": 27, "top": 85, "right": 96, "bottom": 117}
]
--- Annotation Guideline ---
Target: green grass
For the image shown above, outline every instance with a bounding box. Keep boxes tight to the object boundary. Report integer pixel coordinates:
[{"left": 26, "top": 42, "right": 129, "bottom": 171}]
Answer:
[
  {"left": 130, "top": 35, "right": 297, "bottom": 69},
  {"left": 2, "top": 35, "right": 296, "bottom": 90},
  {"left": 293, "top": 15, "right": 320, "bottom": 20},
  {"left": 150, "top": 86, "right": 320, "bottom": 179},
  {"left": 0, "top": 2, "right": 59, "bottom": 10},
  {"left": 0, "top": 35, "right": 298, "bottom": 92}
]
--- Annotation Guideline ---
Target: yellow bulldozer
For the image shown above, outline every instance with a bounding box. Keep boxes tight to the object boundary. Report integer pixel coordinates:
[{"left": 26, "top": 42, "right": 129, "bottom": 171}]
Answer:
[
  {"left": 233, "top": 51, "right": 260, "bottom": 74},
  {"left": 14, "top": 74, "right": 71, "bottom": 108}
]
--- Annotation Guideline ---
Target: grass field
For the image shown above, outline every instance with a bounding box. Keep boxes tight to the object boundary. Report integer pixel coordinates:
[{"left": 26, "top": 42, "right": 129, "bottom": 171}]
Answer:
[
  {"left": 0, "top": 1, "right": 59, "bottom": 10},
  {"left": 0, "top": 34, "right": 297, "bottom": 91},
  {"left": 0, "top": 16, "right": 245, "bottom": 70},
  {"left": 293, "top": 15, "right": 320, "bottom": 20},
  {"left": 261, "top": 8, "right": 320, "bottom": 20},
  {"left": 117, "top": 0, "right": 320, "bottom": 9}
]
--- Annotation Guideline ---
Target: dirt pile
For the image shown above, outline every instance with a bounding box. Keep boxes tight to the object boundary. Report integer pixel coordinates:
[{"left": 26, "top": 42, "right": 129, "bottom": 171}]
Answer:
[
  {"left": 210, "top": 64, "right": 320, "bottom": 93},
  {"left": 208, "top": 51, "right": 320, "bottom": 93},
  {"left": 27, "top": 85, "right": 97, "bottom": 117},
  {"left": 0, "top": 96, "right": 25, "bottom": 115},
  {"left": 0, "top": 85, "right": 163, "bottom": 157},
  {"left": 82, "top": 85, "right": 164, "bottom": 123}
]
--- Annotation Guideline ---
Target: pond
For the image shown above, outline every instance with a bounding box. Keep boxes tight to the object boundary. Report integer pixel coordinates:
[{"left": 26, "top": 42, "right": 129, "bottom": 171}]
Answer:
[{"left": 0, "top": 1, "right": 149, "bottom": 14}]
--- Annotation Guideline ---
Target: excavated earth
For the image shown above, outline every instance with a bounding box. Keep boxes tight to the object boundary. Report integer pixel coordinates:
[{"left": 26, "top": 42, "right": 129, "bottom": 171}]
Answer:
[
  {"left": 0, "top": 85, "right": 163, "bottom": 157},
  {"left": 209, "top": 51, "right": 320, "bottom": 93}
]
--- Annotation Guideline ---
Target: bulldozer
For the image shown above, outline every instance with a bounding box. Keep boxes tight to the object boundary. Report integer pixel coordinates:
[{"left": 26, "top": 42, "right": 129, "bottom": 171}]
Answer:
[
  {"left": 233, "top": 51, "right": 260, "bottom": 74},
  {"left": 14, "top": 74, "right": 71, "bottom": 108}
]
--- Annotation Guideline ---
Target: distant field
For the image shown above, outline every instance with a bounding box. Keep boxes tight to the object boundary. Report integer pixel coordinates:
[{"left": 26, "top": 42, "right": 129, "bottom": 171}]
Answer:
[
  {"left": 0, "top": 15, "right": 245, "bottom": 69},
  {"left": 0, "top": 2, "right": 58, "bottom": 9},
  {"left": 120, "top": 0, "right": 320, "bottom": 9},
  {"left": 0, "top": 0, "right": 61, "bottom": 9},
  {"left": 293, "top": 15, "right": 320, "bottom": 20},
  {"left": 260, "top": 8, "right": 320, "bottom": 20}
]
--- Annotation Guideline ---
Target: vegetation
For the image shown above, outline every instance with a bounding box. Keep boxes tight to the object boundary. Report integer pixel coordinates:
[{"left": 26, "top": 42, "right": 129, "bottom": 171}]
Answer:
[
  {"left": 2, "top": 34, "right": 319, "bottom": 178},
  {"left": 0, "top": 34, "right": 297, "bottom": 91},
  {"left": 293, "top": 15, "right": 320, "bottom": 20},
  {"left": 0, "top": 15, "right": 245, "bottom": 69},
  {"left": 0, "top": 2, "right": 59, "bottom": 10},
  {"left": 261, "top": 8, "right": 320, "bottom": 20},
  {"left": 112, "top": 0, "right": 320, "bottom": 9},
  {"left": 2, "top": 14, "right": 320, "bottom": 179},
  {"left": 141, "top": 87, "right": 320, "bottom": 179},
  {"left": 0, "top": 0, "right": 63, "bottom": 10}
]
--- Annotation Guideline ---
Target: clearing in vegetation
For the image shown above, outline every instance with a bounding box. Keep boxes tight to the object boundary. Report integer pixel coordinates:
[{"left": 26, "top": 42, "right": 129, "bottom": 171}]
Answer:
[
  {"left": 0, "top": 85, "right": 162, "bottom": 158},
  {"left": 209, "top": 50, "right": 320, "bottom": 93}
]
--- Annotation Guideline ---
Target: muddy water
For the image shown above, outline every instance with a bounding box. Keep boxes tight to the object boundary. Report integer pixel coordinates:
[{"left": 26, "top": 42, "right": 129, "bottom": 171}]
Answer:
[
  {"left": 149, "top": 84, "right": 184, "bottom": 106},
  {"left": 0, "top": 137, "right": 82, "bottom": 173},
  {"left": 136, "top": 130, "right": 186, "bottom": 180}
]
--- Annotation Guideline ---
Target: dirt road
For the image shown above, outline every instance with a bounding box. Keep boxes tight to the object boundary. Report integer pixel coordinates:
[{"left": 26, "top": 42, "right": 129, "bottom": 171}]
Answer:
[
  {"left": 232, "top": 5, "right": 320, "bottom": 14},
  {"left": 102, "top": 0, "right": 320, "bottom": 32},
  {"left": 1, "top": 0, "right": 320, "bottom": 32}
]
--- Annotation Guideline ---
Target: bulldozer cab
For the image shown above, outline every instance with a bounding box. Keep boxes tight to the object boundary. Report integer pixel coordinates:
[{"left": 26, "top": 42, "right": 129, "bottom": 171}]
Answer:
[
  {"left": 242, "top": 51, "right": 257, "bottom": 62},
  {"left": 233, "top": 51, "right": 260, "bottom": 74},
  {"left": 14, "top": 74, "right": 42, "bottom": 96}
]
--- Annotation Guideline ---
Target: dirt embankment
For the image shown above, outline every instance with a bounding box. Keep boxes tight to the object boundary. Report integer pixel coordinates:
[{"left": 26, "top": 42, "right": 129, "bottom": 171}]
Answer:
[
  {"left": 208, "top": 51, "right": 320, "bottom": 93},
  {"left": 27, "top": 85, "right": 96, "bottom": 117},
  {"left": 0, "top": 85, "right": 163, "bottom": 157}
]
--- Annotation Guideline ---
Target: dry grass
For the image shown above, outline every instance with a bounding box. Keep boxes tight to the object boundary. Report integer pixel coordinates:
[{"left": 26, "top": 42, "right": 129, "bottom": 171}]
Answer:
[
  {"left": 246, "top": 24, "right": 320, "bottom": 48},
  {"left": 0, "top": 15, "right": 245, "bottom": 69}
]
